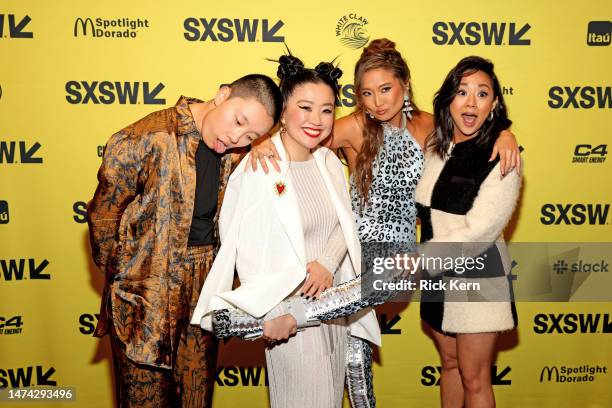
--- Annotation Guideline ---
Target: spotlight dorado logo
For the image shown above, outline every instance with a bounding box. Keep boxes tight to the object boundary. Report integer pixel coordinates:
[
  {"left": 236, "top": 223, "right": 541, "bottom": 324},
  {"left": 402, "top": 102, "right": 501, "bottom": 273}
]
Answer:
[
  {"left": 336, "top": 14, "right": 369, "bottom": 49},
  {"left": 539, "top": 365, "right": 608, "bottom": 383},
  {"left": 74, "top": 17, "right": 150, "bottom": 38}
]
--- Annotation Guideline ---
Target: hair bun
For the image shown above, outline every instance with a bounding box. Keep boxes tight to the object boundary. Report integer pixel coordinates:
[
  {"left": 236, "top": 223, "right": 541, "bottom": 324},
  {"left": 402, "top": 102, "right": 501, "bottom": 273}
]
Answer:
[
  {"left": 363, "top": 38, "right": 397, "bottom": 56},
  {"left": 314, "top": 62, "right": 343, "bottom": 83},
  {"left": 277, "top": 55, "right": 305, "bottom": 81}
]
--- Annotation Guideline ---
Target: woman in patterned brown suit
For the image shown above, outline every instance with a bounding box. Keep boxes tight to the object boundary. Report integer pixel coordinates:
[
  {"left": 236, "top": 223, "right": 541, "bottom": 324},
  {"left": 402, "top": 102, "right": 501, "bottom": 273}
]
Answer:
[{"left": 86, "top": 74, "right": 282, "bottom": 408}]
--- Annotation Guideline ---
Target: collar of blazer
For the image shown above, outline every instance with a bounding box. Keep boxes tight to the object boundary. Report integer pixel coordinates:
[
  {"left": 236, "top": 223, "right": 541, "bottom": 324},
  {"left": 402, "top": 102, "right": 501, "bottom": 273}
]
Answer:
[{"left": 269, "top": 132, "right": 360, "bottom": 274}]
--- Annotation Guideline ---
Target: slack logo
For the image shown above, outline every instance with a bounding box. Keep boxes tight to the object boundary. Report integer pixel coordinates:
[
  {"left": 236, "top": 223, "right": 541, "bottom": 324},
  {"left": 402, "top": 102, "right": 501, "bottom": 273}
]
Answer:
[
  {"left": 0, "top": 201, "right": 8, "bottom": 224},
  {"left": 183, "top": 18, "right": 284, "bottom": 42},
  {"left": 587, "top": 21, "right": 611, "bottom": 46},
  {"left": 0, "top": 14, "right": 33, "bottom": 38},
  {"left": 548, "top": 86, "right": 611, "bottom": 109},
  {"left": 65, "top": 81, "right": 165, "bottom": 104},
  {"left": 432, "top": 22, "right": 530, "bottom": 46}
]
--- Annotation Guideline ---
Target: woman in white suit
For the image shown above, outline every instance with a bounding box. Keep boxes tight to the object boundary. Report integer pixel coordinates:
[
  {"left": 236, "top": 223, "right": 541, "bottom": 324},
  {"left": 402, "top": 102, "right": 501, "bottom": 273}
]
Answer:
[{"left": 191, "top": 54, "right": 380, "bottom": 408}]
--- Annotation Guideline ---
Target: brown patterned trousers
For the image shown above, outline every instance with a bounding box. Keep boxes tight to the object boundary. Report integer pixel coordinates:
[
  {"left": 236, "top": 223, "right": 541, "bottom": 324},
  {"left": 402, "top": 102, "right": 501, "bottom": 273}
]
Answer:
[{"left": 110, "top": 246, "right": 218, "bottom": 408}]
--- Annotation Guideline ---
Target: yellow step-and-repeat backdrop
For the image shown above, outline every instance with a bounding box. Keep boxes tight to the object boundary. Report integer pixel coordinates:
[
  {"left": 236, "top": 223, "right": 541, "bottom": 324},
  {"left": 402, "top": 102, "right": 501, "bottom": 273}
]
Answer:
[{"left": 1, "top": 1, "right": 610, "bottom": 407}]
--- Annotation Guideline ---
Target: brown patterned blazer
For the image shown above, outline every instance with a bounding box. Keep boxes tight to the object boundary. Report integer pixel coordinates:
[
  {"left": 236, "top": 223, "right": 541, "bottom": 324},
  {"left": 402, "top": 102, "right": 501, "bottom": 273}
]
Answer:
[{"left": 87, "top": 96, "right": 243, "bottom": 368}]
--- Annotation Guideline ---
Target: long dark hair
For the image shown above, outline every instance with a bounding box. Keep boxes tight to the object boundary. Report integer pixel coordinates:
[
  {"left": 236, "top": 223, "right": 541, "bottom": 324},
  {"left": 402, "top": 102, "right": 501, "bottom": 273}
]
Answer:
[
  {"left": 428, "top": 56, "right": 511, "bottom": 159},
  {"left": 353, "top": 38, "right": 418, "bottom": 210}
]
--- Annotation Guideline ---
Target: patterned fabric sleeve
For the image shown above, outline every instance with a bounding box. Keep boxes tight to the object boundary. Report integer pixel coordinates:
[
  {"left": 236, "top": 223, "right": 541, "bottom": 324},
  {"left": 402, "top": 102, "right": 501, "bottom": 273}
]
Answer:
[{"left": 87, "top": 129, "right": 147, "bottom": 271}]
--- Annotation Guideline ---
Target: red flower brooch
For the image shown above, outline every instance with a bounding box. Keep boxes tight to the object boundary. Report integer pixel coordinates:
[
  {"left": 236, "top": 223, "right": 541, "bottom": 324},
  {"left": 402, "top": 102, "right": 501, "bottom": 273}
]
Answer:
[{"left": 274, "top": 181, "right": 286, "bottom": 196}]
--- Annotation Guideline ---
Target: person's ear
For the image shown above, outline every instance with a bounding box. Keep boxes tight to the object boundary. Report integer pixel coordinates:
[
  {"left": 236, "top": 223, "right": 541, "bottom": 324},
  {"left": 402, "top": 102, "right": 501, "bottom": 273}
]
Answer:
[
  {"left": 214, "top": 85, "right": 232, "bottom": 106},
  {"left": 491, "top": 97, "right": 499, "bottom": 112}
]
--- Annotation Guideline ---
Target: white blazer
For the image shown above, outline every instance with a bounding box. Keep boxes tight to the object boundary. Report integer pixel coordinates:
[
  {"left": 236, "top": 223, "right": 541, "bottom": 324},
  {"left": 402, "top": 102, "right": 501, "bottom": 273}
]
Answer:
[{"left": 190, "top": 133, "right": 381, "bottom": 346}]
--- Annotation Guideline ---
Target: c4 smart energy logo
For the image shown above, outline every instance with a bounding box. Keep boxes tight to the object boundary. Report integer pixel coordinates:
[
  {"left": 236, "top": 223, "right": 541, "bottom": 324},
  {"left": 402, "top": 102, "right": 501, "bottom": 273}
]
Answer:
[
  {"left": 336, "top": 14, "right": 369, "bottom": 49},
  {"left": 183, "top": 18, "right": 284, "bottom": 42},
  {"left": 432, "top": 22, "right": 530, "bottom": 45},
  {"left": 587, "top": 21, "right": 611, "bottom": 46},
  {"left": 74, "top": 17, "right": 150, "bottom": 38},
  {"left": 0, "top": 14, "right": 33, "bottom": 38},
  {"left": 65, "top": 81, "right": 166, "bottom": 105},
  {"left": 572, "top": 144, "right": 607, "bottom": 164},
  {"left": 0, "top": 316, "right": 23, "bottom": 335}
]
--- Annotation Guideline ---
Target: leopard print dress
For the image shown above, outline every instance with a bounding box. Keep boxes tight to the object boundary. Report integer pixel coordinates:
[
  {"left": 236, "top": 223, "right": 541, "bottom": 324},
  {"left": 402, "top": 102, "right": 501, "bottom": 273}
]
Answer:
[{"left": 350, "top": 122, "right": 424, "bottom": 244}]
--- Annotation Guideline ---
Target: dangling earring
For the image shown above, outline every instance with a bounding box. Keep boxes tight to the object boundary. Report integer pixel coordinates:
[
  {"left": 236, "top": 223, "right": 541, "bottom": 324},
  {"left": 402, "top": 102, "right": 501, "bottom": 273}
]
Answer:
[
  {"left": 365, "top": 111, "right": 374, "bottom": 120},
  {"left": 403, "top": 92, "right": 414, "bottom": 120},
  {"left": 489, "top": 110, "right": 494, "bottom": 121},
  {"left": 280, "top": 121, "right": 287, "bottom": 135}
]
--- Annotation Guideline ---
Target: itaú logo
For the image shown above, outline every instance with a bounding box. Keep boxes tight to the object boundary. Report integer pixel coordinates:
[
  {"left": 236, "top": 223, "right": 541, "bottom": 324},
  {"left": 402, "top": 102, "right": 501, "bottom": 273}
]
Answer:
[{"left": 73, "top": 17, "right": 150, "bottom": 38}]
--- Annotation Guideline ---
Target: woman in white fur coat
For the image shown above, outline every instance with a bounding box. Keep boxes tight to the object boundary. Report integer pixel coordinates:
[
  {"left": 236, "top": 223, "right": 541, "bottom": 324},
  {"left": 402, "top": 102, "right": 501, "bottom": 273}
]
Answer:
[{"left": 416, "top": 56, "right": 522, "bottom": 408}]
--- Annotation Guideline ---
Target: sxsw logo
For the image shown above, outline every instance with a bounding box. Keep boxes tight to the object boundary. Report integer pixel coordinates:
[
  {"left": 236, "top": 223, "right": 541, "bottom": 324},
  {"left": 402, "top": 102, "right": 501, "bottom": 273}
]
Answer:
[
  {"left": 0, "top": 201, "right": 8, "bottom": 224},
  {"left": 0, "top": 141, "right": 43, "bottom": 164},
  {"left": 79, "top": 313, "right": 99, "bottom": 335},
  {"left": 421, "top": 365, "right": 512, "bottom": 386},
  {"left": 432, "top": 22, "right": 530, "bottom": 45},
  {"left": 0, "top": 366, "right": 56, "bottom": 388},
  {"left": 215, "top": 366, "right": 268, "bottom": 387},
  {"left": 337, "top": 84, "right": 356, "bottom": 108},
  {"left": 65, "top": 81, "right": 166, "bottom": 104},
  {"left": 0, "top": 14, "right": 33, "bottom": 38},
  {"left": 0, "top": 259, "right": 51, "bottom": 281},
  {"left": 533, "top": 313, "right": 612, "bottom": 334},
  {"left": 548, "top": 86, "right": 611, "bottom": 109},
  {"left": 73, "top": 201, "right": 88, "bottom": 223},
  {"left": 183, "top": 18, "right": 284, "bottom": 42},
  {"left": 540, "top": 203, "right": 610, "bottom": 225},
  {"left": 587, "top": 21, "right": 611, "bottom": 46}
]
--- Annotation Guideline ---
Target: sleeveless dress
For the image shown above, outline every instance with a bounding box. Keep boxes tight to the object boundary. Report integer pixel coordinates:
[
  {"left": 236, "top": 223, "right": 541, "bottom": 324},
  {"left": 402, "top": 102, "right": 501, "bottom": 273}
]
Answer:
[{"left": 350, "top": 122, "right": 424, "bottom": 244}]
